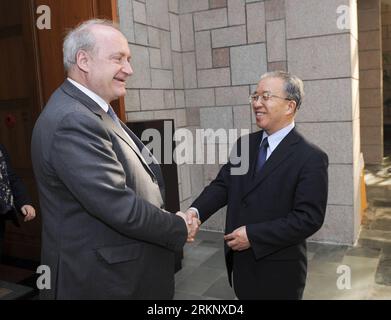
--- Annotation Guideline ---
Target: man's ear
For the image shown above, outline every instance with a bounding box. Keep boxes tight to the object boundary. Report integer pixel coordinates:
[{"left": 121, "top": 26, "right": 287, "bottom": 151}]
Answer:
[
  {"left": 76, "top": 50, "right": 90, "bottom": 73},
  {"left": 286, "top": 100, "right": 297, "bottom": 115}
]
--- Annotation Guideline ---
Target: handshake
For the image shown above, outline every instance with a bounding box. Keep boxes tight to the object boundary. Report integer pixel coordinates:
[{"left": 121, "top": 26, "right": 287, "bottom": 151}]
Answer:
[{"left": 176, "top": 209, "right": 201, "bottom": 242}]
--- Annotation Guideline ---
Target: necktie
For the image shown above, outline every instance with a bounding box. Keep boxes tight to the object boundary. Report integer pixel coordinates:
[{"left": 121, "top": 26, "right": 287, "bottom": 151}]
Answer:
[
  {"left": 106, "top": 107, "right": 162, "bottom": 198},
  {"left": 106, "top": 105, "right": 141, "bottom": 153},
  {"left": 255, "top": 137, "right": 269, "bottom": 174},
  {"left": 107, "top": 105, "right": 122, "bottom": 128},
  {"left": 106, "top": 105, "right": 158, "bottom": 181}
]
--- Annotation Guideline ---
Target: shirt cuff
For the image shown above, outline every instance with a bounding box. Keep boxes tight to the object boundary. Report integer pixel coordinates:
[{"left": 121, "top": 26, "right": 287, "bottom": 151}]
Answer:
[{"left": 188, "top": 207, "right": 200, "bottom": 219}]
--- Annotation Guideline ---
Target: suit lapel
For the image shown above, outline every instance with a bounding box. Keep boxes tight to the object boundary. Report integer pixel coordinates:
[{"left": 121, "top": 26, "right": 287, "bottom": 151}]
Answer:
[
  {"left": 61, "top": 80, "right": 156, "bottom": 180},
  {"left": 103, "top": 114, "right": 156, "bottom": 177},
  {"left": 119, "top": 122, "right": 157, "bottom": 178},
  {"left": 62, "top": 79, "right": 103, "bottom": 118},
  {"left": 238, "top": 131, "right": 262, "bottom": 199},
  {"left": 242, "top": 129, "right": 301, "bottom": 199}
]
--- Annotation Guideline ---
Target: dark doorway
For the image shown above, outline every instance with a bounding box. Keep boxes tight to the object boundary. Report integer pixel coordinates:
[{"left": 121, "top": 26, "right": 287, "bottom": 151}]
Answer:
[{"left": 127, "top": 119, "right": 183, "bottom": 272}]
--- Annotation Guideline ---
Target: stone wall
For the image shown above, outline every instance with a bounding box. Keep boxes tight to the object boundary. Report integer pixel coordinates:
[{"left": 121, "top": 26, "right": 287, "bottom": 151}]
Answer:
[{"left": 118, "top": 0, "right": 362, "bottom": 244}]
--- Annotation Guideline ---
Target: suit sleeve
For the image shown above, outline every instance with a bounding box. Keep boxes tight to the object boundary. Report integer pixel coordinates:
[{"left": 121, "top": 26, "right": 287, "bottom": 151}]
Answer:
[
  {"left": 246, "top": 150, "right": 329, "bottom": 260},
  {"left": 0, "top": 145, "right": 32, "bottom": 211},
  {"left": 50, "top": 112, "right": 187, "bottom": 252}
]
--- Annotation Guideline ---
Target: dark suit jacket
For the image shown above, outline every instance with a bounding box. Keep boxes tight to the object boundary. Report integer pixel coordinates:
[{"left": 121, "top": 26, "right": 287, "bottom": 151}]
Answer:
[
  {"left": 0, "top": 144, "right": 31, "bottom": 226},
  {"left": 192, "top": 128, "right": 328, "bottom": 299},
  {"left": 31, "top": 80, "right": 187, "bottom": 299}
]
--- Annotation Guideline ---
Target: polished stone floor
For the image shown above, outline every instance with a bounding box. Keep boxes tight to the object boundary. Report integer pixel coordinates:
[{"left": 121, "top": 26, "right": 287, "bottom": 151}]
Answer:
[
  {"left": 174, "top": 226, "right": 391, "bottom": 300},
  {"left": 174, "top": 158, "right": 391, "bottom": 300}
]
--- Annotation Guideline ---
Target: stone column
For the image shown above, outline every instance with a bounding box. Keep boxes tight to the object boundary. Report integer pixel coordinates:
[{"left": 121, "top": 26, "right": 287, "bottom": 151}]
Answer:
[
  {"left": 358, "top": 0, "right": 384, "bottom": 164},
  {"left": 287, "top": 0, "right": 361, "bottom": 244},
  {"left": 382, "top": 2, "right": 391, "bottom": 126}
]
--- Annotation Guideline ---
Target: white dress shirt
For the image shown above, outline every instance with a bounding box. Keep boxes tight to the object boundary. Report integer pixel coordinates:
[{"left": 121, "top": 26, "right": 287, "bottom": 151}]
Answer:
[
  {"left": 261, "top": 122, "right": 295, "bottom": 160},
  {"left": 67, "top": 78, "right": 138, "bottom": 145},
  {"left": 67, "top": 78, "right": 109, "bottom": 113}
]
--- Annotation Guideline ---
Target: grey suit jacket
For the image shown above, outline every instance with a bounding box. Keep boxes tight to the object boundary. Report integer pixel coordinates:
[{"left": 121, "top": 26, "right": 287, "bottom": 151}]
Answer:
[{"left": 31, "top": 80, "right": 187, "bottom": 299}]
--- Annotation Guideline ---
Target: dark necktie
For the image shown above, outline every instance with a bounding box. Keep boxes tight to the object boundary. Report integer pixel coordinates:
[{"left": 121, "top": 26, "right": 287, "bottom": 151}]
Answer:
[
  {"left": 107, "top": 105, "right": 122, "bottom": 128},
  {"left": 107, "top": 105, "right": 141, "bottom": 153},
  {"left": 106, "top": 105, "right": 161, "bottom": 192},
  {"left": 255, "top": 137, "right": 269, "bottom": 174}
]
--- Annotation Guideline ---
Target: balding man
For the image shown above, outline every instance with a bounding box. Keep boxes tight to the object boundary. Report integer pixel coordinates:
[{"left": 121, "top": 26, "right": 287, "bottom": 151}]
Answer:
[{"left": 32, "top": 19, "right": 198, "bottom": 300}]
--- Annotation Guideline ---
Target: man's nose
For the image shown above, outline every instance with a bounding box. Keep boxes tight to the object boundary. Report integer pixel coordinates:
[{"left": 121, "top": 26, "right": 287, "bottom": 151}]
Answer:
[
  {"left": 253, "top": 97, "right": 263, "bottom": 107},
  {"left": 123, "top": 61, "right": 133, "bottom": 76}
]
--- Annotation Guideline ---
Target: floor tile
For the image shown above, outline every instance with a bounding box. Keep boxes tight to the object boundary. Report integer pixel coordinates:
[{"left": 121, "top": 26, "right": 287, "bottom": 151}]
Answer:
[
  {"left": 174, "top": 291, "right": 203, "bottom": 300},
  {"left": 367, "top": 284, "right": 391, "bottom": 300},
  {"left": 199, "top": 249, "right": 226, "bottom": 270},
  {"left": 202, "top": 275, "right": 236, "bottom": 300},
  {"left": 311, "top": 244, "right": 349, "bottom": 263},
  {"left": 375, "top": 256, "right": 391, "bottom": 286},
  {"left": 175, "top": 279, "right": 213, "bottom": 296},
  {"left": 345, "top": 246, "right": 381, "bottom": 259},
  {"left": 185, "top": 266, "right": 225, "bottom": 284}
]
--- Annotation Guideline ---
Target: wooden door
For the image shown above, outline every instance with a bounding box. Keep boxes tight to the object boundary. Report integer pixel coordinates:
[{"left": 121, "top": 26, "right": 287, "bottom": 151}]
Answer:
[
  {"left": 0, "top": 0, "right": 42, "bottom": 261},
  {"left": 34, "top": 0, "right": 125, "bottom": 118},
  {"left": 1, "top": 0, "right": 122, "bottom": 263}
]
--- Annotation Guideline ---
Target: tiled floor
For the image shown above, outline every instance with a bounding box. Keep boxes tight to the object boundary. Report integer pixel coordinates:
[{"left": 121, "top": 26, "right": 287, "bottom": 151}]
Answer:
[
  {"left": 174, "top": 228, "right": 391, "bottom": 300},
  {"left": 174, "top": 158, "right": 391, "bottom": 300}
]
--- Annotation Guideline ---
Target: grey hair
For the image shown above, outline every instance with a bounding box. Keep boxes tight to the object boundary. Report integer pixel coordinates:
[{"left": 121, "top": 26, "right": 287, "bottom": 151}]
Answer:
[
  {"left": 63, "top": 19, "right": 119, "bottom": 72},
  {"left": 260, "top": 71, "right": 304, "bottom": 109}
]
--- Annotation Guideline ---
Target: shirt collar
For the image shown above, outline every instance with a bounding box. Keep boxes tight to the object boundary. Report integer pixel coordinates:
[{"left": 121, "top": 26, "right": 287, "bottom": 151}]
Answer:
[
  {"left": 261, "top": 122, "right": 295, "bottom": 153},
  {"left": 67, "top": 78, "right": 109, "bottom": 112}
]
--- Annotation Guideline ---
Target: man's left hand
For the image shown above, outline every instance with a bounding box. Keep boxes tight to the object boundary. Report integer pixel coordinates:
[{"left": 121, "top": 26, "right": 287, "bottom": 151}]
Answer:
[
  {"left": 21, "top": 205, "right": 36, "bottom": 222},
  {"left": 224, "top": 226, "right": 250, "bottom": 251}
]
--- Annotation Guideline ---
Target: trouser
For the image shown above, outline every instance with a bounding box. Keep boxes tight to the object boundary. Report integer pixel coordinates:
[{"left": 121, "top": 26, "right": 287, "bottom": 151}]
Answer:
[
  {"left": 0, "top": 217, "right": 5, "bottom": 262},
  {"left": 232, "top": 250, "right": 306, "bottom": 300}
]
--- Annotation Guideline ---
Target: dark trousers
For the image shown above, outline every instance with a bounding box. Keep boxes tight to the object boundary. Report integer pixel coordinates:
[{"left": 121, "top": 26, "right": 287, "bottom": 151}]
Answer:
[
  {"left": 0, "top": 217, "right": 5, "bottom": 262},
  {"left": 232, "top": 250, "right": 306, "bottom": 300}
]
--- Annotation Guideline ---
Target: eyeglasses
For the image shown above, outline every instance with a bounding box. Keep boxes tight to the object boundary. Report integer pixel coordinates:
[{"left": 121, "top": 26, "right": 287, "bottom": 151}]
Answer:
[{"left": 249, "top": 92, "right": 291, "bottom": 104}]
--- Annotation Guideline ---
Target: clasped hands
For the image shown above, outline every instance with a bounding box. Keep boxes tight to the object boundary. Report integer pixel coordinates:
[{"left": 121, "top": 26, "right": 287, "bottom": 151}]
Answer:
[
  {"left": 176, "top": 209, "right": 200, "bottom": 242},
  {"left": 176, "top": 209, "right": 250, "bottom": 250}
]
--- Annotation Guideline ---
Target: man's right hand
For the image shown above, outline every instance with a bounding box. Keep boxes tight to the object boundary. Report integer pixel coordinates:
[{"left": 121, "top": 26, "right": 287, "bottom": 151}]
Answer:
[
  {"left": 176, "top": 211, "right": 200, "bottom": 242},
  {"left": 184, "top": 208, "right": 198, "bottom": 224}
]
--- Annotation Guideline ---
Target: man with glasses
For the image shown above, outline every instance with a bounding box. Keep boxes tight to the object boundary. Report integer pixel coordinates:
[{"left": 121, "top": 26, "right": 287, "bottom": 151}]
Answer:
[{"left": 186, "top": 71, "right": 328, "bottom": 299}]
